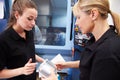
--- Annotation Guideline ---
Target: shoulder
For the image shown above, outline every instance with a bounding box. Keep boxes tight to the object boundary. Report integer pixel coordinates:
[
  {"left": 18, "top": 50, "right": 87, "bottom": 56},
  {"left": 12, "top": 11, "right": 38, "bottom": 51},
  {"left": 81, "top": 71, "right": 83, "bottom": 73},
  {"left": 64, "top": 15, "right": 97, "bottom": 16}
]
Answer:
[
  {"left": 105, "top": 35, "right": 120, "bottom": 46},
  {"left": 0, "top": 31, "right": 7, "bottom": 41},
  {"left": 93, "top": 36, "right": 120, "bottom": 67},
  {"left": 96, "top": 35, "right": 120, "bottom": 57},
  {"left": 0, "top": 28, "right": 11, "bottom": 43},
  {"left": 0, "top": 31, "right": 9, "bottom": 50},
  {"left": 101, "top": 35, "right": 120, "bottom": 49},
  {"left": 108, "top": 35, "right": 120, "bottom": 50}
]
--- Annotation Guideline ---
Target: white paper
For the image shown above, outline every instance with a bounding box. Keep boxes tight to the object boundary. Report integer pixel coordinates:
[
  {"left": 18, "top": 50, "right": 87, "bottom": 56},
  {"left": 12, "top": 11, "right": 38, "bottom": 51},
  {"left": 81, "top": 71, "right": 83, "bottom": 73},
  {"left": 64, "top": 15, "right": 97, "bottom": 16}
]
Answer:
[
  {"left": 0, "top": 0, "right": 4, "bottom": 19},
  {"left": 51, "top": 54, "right": 65, "bottom": 64}
]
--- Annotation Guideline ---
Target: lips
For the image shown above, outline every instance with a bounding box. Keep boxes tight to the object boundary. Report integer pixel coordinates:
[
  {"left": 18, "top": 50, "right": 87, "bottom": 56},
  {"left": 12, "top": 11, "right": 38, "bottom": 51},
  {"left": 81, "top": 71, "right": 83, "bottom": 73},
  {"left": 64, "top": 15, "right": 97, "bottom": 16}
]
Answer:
[{"left": 29, "top": 26, "right": 33, "bottom": 29}]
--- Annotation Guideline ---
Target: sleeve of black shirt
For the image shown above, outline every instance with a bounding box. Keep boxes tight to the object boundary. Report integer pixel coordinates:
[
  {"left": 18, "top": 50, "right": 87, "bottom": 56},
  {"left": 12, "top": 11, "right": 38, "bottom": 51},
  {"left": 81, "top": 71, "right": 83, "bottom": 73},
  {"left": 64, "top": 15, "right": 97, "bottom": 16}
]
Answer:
[{"left": 0, "top": 36, "right": 7, "bottom": 70}]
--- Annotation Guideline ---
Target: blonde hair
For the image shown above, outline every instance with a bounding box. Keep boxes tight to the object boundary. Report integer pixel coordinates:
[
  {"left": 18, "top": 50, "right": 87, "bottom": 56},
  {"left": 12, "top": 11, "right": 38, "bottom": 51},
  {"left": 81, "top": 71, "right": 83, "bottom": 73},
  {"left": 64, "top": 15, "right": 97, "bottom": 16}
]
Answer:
[{"left": 73, "top": 0, "right": 120, "bottom": 35}]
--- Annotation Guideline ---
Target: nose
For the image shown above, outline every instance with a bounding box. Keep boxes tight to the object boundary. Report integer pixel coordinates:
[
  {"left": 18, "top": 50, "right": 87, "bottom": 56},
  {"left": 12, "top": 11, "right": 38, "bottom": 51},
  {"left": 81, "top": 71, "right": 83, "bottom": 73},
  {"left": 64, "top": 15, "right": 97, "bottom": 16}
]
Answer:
[
  {"left": 75, "top": 20, "right": 78, "bottom": 27},
  {"left": 31, "top": 20, "right": 36, "bottom": 26}
]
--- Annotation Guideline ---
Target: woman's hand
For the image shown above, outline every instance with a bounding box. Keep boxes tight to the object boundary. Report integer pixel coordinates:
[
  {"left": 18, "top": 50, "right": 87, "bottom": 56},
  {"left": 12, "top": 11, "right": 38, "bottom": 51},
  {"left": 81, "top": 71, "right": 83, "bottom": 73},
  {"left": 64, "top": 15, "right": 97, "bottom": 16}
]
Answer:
[
  {"left": 21, "top": 58, "right": 37, "bottom": 75},
  {"left": 56, "top": 61, "right": 67, "bottom": 70}
]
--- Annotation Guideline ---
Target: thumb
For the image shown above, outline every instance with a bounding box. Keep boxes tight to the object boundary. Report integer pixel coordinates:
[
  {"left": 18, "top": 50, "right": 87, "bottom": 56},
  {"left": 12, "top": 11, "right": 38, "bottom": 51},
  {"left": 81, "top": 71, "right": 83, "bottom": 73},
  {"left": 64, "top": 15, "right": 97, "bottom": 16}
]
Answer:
[{"left": 27, "top": 58, "right": 32, "bottom": 63}]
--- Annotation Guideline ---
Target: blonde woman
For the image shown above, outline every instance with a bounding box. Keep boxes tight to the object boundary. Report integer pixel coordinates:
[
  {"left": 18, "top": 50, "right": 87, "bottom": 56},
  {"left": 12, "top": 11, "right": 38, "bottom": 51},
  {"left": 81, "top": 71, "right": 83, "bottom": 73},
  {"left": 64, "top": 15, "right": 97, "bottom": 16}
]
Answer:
[{"left": 43, "top": 0, "right": 120, "bottom": 80}]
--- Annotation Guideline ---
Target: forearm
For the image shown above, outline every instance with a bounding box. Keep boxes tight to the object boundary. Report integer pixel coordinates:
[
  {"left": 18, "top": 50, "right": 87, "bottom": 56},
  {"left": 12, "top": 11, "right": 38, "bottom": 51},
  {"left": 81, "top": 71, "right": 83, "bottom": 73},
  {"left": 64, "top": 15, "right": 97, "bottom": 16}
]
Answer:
[
  {"left": 0, "top": 58, "right": 37, "bottom": 79},
  {"left": 0, "top": 68, "right": 23, "bottom": 79},
  {"left": 66, "top": 60, "right": 80, "bottom": 68}
]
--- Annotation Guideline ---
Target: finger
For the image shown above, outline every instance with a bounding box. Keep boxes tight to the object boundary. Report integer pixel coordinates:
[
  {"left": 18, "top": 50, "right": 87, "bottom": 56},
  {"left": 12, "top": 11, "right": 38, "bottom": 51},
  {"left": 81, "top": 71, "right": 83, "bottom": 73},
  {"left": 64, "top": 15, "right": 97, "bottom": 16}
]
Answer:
[
  {"left": 27, "top": 58, "right": 32, "bottom": 63},
  {"left": 28, "top": 62, "right": 37, "bottom": 66},
  {"left": 26, "top": 68, "right": 35, "bottom": 72},
  {"left": 26, "top": 63, "right": 37, "bottom": 67}
]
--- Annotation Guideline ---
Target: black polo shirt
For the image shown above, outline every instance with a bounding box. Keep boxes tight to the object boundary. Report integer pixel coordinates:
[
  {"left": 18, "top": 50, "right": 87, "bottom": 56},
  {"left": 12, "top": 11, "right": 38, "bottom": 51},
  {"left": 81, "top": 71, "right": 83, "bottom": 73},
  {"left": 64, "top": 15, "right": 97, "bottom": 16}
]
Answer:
[
  {"left": 80, "top": 27, "right": 120, "bottom": 80},
  {"left": 0, "top": 27, "right": 36, "bottom": 80}
]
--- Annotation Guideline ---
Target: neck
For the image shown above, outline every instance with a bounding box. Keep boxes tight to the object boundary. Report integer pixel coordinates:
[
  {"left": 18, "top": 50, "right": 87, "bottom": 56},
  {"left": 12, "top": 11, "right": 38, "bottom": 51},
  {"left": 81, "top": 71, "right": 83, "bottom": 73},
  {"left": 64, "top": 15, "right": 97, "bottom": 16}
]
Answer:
[
  {"left": 13, "top": 24, "right": 26, "bottom": 39},
  {"left": 92, "top": 19, "right": 110, "bottom": 41},
  {"left": 13, "top": 24, "right": 24, "bottom": 33}
]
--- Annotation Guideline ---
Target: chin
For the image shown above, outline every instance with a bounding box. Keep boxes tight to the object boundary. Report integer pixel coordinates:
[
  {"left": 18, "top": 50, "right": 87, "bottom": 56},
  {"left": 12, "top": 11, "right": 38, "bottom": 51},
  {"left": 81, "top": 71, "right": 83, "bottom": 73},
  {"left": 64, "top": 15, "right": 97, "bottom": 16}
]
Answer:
[
  {"left": 81, "top": 30, "right": 88, "bottom": 34},
  {"left": 25, "top": 29, "right": 32, "bottom": 31},
  {"left": 81, "top": 31, "right": 85, "bottom": 34}
]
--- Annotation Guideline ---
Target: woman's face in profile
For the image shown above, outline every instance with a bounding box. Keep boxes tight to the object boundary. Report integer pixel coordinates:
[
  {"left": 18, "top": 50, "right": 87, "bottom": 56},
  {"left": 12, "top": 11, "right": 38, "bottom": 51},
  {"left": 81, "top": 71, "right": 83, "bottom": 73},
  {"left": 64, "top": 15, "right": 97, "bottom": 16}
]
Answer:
[
  {"left": 75, "top": 9, "right": 94, "bottom": 34},
  {"left": 16, "top": 8, "right": 38, "bottom": 31}
]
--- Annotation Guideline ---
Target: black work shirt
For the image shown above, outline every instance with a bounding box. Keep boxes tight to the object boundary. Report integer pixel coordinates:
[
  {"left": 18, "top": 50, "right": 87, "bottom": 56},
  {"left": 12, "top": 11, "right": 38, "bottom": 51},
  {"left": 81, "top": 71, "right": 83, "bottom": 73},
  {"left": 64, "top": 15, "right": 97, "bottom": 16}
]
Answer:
[
  {"left": 80, "top": 27, "right": 120, "bottom": 80},
  {"left": 0, "top": 27, "right": 36, "bottom": 80}
]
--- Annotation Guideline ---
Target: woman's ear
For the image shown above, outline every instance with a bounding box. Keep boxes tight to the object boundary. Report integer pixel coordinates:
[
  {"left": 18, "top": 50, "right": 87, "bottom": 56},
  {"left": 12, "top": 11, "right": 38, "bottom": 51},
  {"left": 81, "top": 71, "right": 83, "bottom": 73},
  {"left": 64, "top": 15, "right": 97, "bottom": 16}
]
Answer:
[
  {"left": 90, "top": 8, "right": 99, "bottom": 21},
  {"left": 14, "top": 11, "right": 19, "bottom": 19}
]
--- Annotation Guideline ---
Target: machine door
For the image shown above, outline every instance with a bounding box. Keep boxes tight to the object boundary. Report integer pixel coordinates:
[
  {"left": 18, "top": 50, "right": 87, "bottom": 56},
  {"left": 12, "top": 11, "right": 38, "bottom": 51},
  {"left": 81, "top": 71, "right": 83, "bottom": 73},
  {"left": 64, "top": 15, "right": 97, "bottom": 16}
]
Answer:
[{"left": 34, "top": 0, "right": 73, "bottom": 61}]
